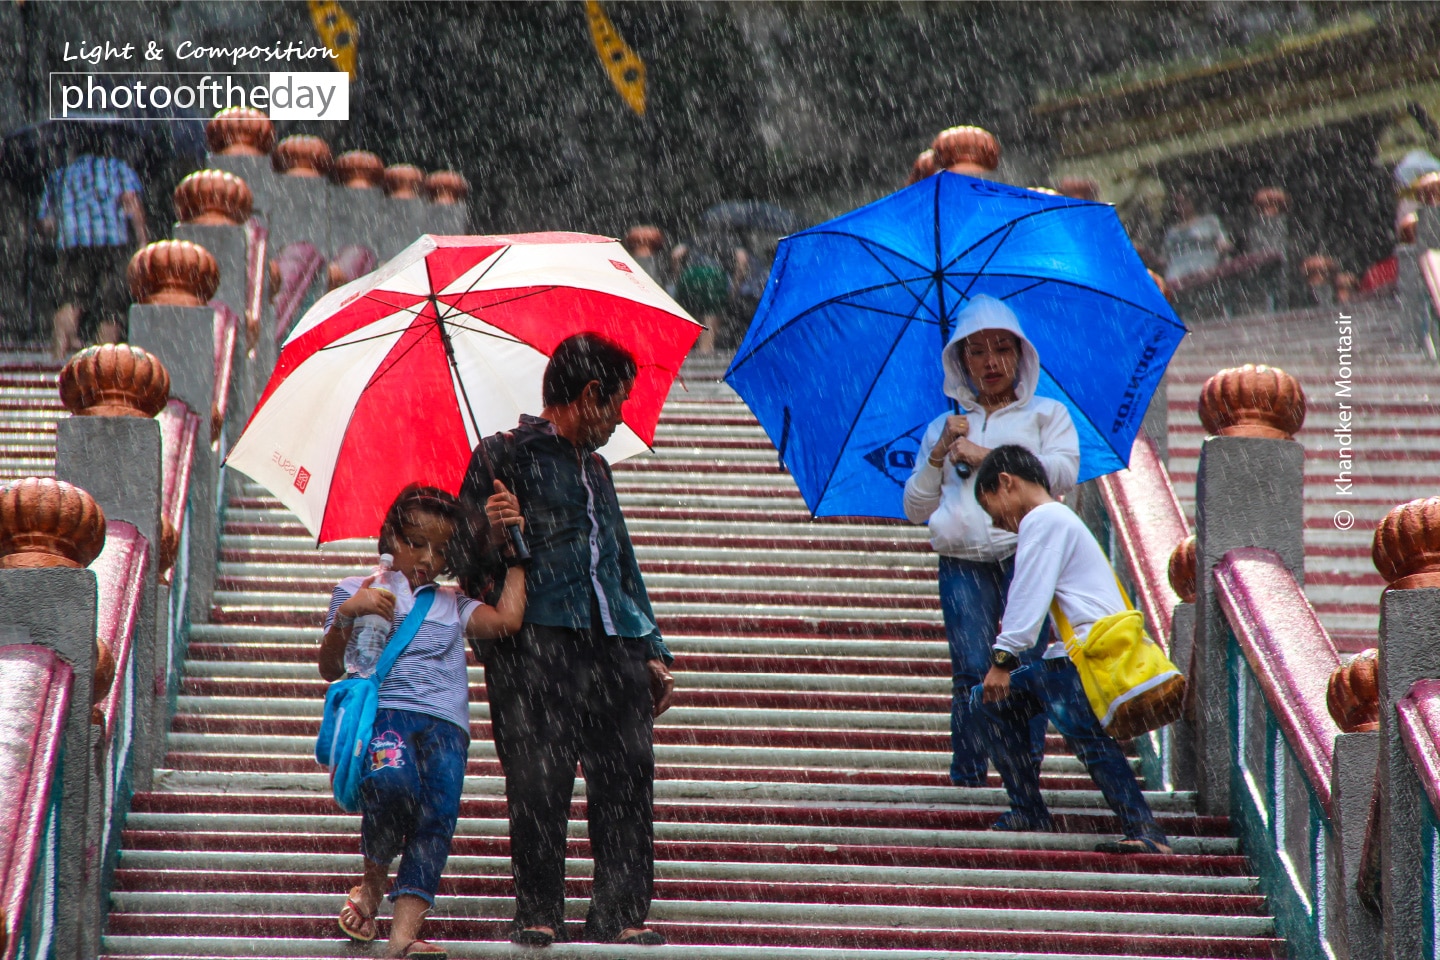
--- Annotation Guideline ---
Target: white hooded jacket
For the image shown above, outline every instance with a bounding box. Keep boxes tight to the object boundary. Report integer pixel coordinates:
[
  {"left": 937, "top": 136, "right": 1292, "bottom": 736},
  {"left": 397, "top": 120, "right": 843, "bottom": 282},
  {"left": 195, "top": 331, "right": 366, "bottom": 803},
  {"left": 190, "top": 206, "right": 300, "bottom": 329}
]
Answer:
[{"left": 903, "top": 295, "right": 1079, "bottom": 561}]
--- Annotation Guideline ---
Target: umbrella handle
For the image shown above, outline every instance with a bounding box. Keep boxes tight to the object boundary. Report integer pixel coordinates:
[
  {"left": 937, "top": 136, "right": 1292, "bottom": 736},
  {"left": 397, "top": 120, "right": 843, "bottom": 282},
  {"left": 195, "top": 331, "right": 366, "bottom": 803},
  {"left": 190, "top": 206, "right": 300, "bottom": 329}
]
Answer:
[{"left": 507, "top": 524, "right": 531, "bottom": 564}]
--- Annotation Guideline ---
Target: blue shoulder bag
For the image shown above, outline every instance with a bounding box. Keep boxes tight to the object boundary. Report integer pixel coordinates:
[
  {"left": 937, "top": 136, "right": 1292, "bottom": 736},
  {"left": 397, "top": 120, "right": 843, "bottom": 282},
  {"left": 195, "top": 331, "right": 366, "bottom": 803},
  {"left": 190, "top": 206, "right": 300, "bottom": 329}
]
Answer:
[{"left": 316, "top": 585, "right": 436, "bottom": 812}]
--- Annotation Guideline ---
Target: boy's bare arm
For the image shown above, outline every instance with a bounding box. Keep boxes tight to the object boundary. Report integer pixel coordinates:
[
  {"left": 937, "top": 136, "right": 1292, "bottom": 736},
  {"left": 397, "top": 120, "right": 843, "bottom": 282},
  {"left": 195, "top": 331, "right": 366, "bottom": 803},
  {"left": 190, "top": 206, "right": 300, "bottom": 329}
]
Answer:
[{"left": 318, "top": 578, "right": 394, "bottom": 681}]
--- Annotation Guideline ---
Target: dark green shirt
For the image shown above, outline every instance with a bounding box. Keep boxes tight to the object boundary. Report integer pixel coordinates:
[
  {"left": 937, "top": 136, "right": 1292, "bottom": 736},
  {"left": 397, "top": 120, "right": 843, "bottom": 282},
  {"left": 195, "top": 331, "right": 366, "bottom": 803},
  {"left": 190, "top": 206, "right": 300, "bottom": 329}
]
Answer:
[{"left": 460, "top": 415, "right": 672, "bottom": 663}]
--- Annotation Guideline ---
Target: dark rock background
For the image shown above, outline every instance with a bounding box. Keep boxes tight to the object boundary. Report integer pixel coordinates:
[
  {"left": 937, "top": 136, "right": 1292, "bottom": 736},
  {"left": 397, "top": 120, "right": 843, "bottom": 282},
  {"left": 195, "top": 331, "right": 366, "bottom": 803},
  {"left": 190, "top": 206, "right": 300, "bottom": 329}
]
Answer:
[{"left": 0, "top": 1, "right": 1406, "bottom": 339}]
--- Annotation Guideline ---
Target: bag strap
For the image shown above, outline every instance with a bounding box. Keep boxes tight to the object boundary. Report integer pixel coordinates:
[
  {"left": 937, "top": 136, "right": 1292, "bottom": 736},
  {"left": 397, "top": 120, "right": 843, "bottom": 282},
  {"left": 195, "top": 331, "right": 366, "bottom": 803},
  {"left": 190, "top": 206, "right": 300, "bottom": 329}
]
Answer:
[
  {"left": 1048, "top": 571, "right": 1135, "bottom": 659},
  {"left": 372, "top": 585, "right": 437, "bottom": 685}
]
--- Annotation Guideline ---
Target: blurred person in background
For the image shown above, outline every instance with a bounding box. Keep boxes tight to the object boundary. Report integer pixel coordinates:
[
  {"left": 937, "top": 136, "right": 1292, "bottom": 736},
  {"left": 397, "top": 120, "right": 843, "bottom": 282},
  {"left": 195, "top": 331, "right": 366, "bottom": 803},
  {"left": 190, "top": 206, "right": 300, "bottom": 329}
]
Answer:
[
  {"left": 622, "top": 226, "right": 669, "bottom": 287},
  {"left": 1161, "top": 190, "right": 1232, "bottom": 284},
  {"left": 671, "top": 237, "right": 731, "bottom": 354},
  {"left": 37, "top": 137, "right": 147, "bottom": 359}
]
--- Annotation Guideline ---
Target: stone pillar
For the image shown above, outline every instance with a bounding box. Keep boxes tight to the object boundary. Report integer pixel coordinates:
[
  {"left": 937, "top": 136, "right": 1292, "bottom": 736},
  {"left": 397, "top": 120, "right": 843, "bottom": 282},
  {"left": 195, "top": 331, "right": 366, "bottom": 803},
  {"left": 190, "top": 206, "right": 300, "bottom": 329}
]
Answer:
[
  {"left": 330, "top": 150, "right": 389, "bottom": 259},
  {"left": 381, "top": 164, "right": 431, "bottom": 259},
  {"left": 125, "top": 241, "right": 222, "bottom": 626},
  {"left": 269, "top": 135, "right": 334, "bottom": 256},
  {"left": 202, "top": 107, "right": 277, "bottom": 219},
  {"left": 53, "top": 345, "right": 170, "bottom": 791},
  {"left": 422, "top": 169, "right": 471, "bottom": 235},
  {"left": 0, "top": 478, "right": 106, "bottom": 960},
  {"left": 172, "top": 174, "right": 255, "bottom": 495},
  {"left": 1371, "top": 498, "right": 1440, "bottom": 959},
  {"left": 1191, "top": 364, "right": 1307, "bottom": 815},
  {"left": 1167, "top": 536, "right": 1198, "bottom": 791},
  {"left": 1325, "top": 650, "right": 1382, "bottom": 959}
]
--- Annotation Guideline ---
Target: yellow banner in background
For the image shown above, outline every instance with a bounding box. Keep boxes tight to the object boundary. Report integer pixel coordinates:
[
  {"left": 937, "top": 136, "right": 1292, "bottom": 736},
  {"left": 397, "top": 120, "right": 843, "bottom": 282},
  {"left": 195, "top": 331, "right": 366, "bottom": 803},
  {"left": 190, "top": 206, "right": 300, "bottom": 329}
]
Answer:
[
  {"left": 586, "top": 0, "right": 645, "bottom": 117},
  {"left": 309, "top": 0, "right": 357, "bottom": 79}
]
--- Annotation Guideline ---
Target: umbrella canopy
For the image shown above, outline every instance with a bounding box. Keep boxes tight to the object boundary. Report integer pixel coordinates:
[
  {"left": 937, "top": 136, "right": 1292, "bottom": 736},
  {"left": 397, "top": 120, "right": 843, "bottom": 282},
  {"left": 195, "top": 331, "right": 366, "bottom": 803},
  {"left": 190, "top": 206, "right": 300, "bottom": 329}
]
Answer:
[
  {"left": 724, "top": 172, "right": 1187, "bottom": 519},
  {"left": 226, "top": 232, "right": 703, "bottom": 543}
]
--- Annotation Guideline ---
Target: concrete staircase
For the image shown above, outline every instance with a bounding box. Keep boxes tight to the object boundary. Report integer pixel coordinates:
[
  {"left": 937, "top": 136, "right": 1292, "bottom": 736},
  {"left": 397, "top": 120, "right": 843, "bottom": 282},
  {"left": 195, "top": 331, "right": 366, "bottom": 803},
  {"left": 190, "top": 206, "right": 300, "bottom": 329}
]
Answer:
[
  {"left": 2, "top": 347, "right": 1262, "bottom": 960},
  {"left": 1162, "top": 300, "right": 1439, "bottom": 652}
]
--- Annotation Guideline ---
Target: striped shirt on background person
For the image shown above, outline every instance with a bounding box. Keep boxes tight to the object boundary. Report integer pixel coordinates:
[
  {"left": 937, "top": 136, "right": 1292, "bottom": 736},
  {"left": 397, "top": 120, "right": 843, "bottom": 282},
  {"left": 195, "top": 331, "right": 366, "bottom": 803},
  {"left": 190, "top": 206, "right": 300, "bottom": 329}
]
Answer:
[
  {"left": 38, "top": 155, "right": 142, "bottom": 250},
  {"left": 325, "top": 578, "right": 479, "bottom": 737}
]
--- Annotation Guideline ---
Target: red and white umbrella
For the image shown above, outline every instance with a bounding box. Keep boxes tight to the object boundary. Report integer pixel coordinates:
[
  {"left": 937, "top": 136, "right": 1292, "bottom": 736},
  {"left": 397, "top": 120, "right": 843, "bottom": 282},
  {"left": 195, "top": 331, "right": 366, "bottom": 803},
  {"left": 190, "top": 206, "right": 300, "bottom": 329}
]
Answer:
[{"left": 226, "top": 232, "right": 703, "bottom": 544}]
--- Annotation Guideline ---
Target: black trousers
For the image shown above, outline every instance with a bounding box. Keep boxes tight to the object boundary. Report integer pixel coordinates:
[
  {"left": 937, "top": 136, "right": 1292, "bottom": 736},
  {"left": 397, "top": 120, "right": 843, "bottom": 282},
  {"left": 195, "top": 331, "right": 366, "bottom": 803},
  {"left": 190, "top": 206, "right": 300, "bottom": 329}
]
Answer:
[{"left": 484, "top": 608, "right": 655, "bottom": 940}]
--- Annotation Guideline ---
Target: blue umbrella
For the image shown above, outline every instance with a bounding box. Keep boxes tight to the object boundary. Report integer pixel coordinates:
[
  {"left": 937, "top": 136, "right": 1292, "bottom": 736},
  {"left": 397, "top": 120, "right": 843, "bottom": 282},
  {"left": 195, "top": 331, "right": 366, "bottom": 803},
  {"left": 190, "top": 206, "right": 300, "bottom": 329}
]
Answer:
[{"left": 723, "top": 171, "right": 1187, "bottom": 519}]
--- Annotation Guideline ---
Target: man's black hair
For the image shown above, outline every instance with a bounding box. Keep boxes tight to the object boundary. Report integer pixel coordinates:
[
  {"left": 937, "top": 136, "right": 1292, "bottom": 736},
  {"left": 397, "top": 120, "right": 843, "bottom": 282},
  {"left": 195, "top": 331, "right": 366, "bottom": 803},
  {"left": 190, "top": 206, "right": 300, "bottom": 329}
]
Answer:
[
  {"left": 974, "top": 444, "right": 1051, "bottom": 497},
  {"left": 542, "top": 332, "right": 638, "bottom": 407}
]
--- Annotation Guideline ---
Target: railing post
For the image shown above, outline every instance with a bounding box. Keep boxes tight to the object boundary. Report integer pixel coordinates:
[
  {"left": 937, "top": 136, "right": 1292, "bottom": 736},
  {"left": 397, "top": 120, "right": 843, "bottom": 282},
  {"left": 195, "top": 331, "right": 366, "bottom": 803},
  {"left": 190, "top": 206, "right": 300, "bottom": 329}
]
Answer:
[
  {"left": 52, "top": 346, "right": 169, "bottom": 792},
  {"left": 331, "top": 150, "right": 389, "bottom": 260},
  {"left": 381, "top": 164, "right": 431, "bottom": 260},
  {"left": 1330, "top": 730, "right": 1382, "bottom": 959},
  {"left": 1192, "top": 364, "right": 1306, "bottom": 815},
  {"left": 1371, "top": 498, "right": 1440, "bottom": 959},
  {"left": 421, "top": 169, "right": 471, "bottom": 234},
  {"left": 269, "top": 135, "right": 334, "bottom": 256},
  {"left": 0, "top": 479, "right": 105, "bottom": 960},
  {"left": 126, "top": 242, "right": 222, "bottom": 626},
  {"left": 1166, "top": 536, "right": 1197, "bottom": 791},
  {"left": 172, "top": 173, "right": 255, "bottom": 497}
]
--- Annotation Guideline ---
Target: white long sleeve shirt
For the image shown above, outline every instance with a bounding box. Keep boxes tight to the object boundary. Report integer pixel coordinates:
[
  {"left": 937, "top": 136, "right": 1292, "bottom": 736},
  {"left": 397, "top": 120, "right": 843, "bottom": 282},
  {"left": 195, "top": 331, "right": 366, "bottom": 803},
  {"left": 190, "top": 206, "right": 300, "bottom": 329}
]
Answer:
[{"left": 994, "top": 501, "right": 1126, "bottom": 660}]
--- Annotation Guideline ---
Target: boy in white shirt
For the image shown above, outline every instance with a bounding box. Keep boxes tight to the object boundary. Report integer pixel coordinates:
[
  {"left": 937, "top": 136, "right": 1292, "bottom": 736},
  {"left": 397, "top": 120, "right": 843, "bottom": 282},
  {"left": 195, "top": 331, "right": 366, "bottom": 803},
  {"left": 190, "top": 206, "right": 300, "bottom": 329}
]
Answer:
[{"left": 973, "top": 444, "right": 1171, "bottom": 855}]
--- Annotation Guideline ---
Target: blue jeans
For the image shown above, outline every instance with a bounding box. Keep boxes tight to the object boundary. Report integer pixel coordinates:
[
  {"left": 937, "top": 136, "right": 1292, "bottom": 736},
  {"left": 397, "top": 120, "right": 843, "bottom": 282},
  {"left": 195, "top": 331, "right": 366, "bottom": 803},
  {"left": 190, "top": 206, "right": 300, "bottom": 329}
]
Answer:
[
  {"left": 938, "top": 556, "right": 1048, "bottom": 785},
  {"left": 977, "top": 658, "right": 1166, "bottom": 843},
  {"left": 360, "top": 708, "right": 469, "bottom": 904}
]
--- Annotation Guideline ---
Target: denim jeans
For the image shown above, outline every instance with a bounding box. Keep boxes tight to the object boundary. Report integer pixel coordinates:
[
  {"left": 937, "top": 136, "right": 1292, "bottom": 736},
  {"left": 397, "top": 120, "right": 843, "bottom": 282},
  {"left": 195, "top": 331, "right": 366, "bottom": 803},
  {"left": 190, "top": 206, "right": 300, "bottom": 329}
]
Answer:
[
  {"left": 360, "top": 708, "right": 469, "bottom": 904},
  {"left": 978, "top": 657, "right": 1166, "bottom": 843},
  {"left": 938, "top": 556, "right": 1048, "bottom": 785}
]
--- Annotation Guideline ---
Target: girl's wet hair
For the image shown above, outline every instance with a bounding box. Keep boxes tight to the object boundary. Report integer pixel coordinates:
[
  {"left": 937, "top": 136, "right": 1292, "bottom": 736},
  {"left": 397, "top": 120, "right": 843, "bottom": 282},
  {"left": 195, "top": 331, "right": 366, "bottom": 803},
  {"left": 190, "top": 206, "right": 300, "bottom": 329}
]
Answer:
[{"left": 377, "top": 484, "right": 471, "bottom": 578}]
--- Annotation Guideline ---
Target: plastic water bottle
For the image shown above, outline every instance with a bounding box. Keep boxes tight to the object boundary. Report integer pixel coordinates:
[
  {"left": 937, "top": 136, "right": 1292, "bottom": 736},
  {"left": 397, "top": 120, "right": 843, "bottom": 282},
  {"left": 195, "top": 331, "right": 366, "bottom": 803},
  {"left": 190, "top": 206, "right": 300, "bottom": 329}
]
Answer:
[{"left": 345, "top": 554, "right": 399, "bottom": 678}]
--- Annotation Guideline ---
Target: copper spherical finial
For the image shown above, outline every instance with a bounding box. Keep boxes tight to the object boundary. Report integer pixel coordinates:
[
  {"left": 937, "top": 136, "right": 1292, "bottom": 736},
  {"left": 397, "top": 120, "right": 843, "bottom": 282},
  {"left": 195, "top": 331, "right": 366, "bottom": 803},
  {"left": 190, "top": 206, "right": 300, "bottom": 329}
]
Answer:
[
  {"left": 272, "top": 135, "right": 334, "bottom": 178},
  {"left": 384, "top": 163, "right": 425, "bottom": 199},
  {"left": 1372, "top": 497, "right": 1440, "bottom": 590},
  {"left": 333, "top": 150, "right": 385, "bottom": 189},
  {"left": 1413, "top": 172, "right": 1440, "bottom": 207},
  {"left": 173, "top": 169, "right": 253, "bottom": 226},
  {"left": 127, "top": 240, "right": 220, "bottom": 307},
  {"left": 1253, "top": 187, "right": 1290, "bottom": 217},
  {"left": 1147, "top": 268, "right": 1172, "bottom": 302},
  {"left": 205, "top": 107, "right": 274, "bottom": 156},
  {"left": 1327, "top": 649, "right": 1380, "bottom": 733},
  {"left": 1302, "top": 254, "right": 1338, "bottom": 286},
  {"left": 1198, "top": 364, "right": 1307, "bottom": 439},
  {"left": 59, "top": 344, "right": 170, "bottom": 418},
  {"left": 1168, "top": 535, "right": 1197, "bottom": 604},
  {"left": 0, "top": 478, "right": 106, "bottom": 569},
  {"left": 423, "top": 170, "right": 469, "bottom": 205},
  {"left": 1057, "top": 176, "right": 1098, "bottom": 201},
  {"left": 157, "top": 515, "right": 179, "bottom": 586},
  {"left": 908, "top": 149, "right": 939, "bottom": 185},
  {"left": 931, "top": 126, "right": 1000, "bottom": 175},
  {"left": 93, "top": 636, "right": 116, "bottom": 711},
  {"left": 1400, "top": 211, "right": 1419, "bottom": 245}
]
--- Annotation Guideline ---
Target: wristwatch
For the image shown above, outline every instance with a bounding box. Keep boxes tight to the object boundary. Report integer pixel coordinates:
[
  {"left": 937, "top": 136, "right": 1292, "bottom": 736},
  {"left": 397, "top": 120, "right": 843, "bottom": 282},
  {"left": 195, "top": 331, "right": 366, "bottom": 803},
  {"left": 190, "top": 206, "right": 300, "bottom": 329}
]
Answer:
[{"left": 990, "top": 649, "right": 1021, "bottom": 671}]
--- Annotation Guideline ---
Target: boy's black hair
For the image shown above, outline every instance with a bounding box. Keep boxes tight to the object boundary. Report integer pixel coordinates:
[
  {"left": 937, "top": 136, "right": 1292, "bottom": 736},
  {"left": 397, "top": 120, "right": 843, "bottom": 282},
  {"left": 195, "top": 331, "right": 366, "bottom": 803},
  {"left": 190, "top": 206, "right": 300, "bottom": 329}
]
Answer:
[
  {"left": 377, "top": 483, "right": 468, "bottom": 578},
  {"left": 974, "top": 444, "right": 1051, "bottom": 497},
  {"left": 542, "top": 332, "right": 638, "bottom": 407}
]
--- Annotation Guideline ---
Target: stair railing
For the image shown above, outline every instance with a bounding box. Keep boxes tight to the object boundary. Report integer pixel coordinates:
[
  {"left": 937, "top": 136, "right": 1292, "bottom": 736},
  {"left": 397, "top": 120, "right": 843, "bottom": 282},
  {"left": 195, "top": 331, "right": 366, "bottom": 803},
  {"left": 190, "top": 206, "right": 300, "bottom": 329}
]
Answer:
[
  {"left": 1092, "top": 430, "right": 1190, "bottom": 790},
  {"left": 1212, "top": 546, "right": 1347, "bottom": 960},
  {"left": 0, "top": 645, "right": 73, "bottom": 960}
]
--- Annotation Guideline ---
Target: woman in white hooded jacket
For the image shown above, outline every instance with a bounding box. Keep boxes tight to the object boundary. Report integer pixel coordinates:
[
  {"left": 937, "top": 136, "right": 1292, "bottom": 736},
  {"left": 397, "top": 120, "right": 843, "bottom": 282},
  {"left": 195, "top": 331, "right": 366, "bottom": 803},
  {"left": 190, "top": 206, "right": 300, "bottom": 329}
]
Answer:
[{"left": 903, "top": 295, "right": 1079, "bottom": 793}]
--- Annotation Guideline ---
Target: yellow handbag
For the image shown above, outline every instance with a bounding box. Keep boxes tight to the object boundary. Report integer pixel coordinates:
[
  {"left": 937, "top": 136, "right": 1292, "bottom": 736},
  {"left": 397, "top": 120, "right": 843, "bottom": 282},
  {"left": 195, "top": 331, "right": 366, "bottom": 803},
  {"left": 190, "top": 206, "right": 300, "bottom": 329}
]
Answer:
[{"left": 1049, "top": 578, "right": 1187, "bottom": 740}]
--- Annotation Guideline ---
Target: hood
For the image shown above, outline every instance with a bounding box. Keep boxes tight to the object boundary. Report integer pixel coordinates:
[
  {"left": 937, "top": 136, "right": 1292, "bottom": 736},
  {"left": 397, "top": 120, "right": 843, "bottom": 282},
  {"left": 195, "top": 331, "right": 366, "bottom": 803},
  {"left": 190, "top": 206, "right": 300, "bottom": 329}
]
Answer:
[{"left": 941, "top": 295, "right": 1041, "bottom": 409}]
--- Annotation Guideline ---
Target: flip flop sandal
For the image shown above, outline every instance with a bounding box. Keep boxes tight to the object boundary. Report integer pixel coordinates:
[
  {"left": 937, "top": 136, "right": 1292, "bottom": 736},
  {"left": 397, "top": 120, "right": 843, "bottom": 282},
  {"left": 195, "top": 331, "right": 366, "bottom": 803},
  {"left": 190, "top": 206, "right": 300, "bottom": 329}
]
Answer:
[
  {"left": 614, "top": 929, "right": 667, "bottom": 946},
  {"left": 511, "top": 927, "right": 556, "bottom": 947},
  {"left": 1095, "top": 836, "right": 1173, "bottom": 855},
  {"left": 337, "top": 892, "right": 378, "bottom": 942},
  {"left": 401, "top": 941, "right": 448, "bottom": 959}
]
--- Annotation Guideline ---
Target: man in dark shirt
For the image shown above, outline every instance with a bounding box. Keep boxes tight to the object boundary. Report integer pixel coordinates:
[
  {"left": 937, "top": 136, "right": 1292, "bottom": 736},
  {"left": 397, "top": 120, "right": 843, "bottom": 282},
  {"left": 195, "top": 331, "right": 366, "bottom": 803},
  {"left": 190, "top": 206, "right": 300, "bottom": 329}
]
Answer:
[{"left": 459, "top": 332, "right": 674, "bottom": 947}]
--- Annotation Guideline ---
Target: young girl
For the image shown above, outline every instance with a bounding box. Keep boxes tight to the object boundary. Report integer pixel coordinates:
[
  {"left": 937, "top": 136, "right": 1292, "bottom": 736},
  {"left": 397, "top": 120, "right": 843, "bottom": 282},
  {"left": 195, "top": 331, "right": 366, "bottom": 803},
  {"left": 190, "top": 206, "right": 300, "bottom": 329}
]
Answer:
[{"left": 320, "top": 483, "right": 526, "bottom": 960}]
